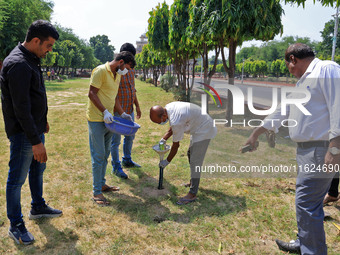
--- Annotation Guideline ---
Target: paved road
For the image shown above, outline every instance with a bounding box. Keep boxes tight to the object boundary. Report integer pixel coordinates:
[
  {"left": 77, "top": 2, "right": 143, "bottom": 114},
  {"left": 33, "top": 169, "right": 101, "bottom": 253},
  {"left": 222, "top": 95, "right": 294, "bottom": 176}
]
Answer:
[{"left": 192, "top": 78, "right": 287, "bottom": 108}]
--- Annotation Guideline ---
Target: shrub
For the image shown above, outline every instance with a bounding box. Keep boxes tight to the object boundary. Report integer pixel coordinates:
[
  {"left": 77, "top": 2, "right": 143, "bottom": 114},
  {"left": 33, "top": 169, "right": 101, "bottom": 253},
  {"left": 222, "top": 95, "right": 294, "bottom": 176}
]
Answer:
[
  {"left": 160, "top": 73, "right": 176, "bottom": 92},
  {"left": 146, "top": 78, "right": 153, "bottom": 84},
  {"left": 170, "top": 87, "right": 186, "bottom": 101}
]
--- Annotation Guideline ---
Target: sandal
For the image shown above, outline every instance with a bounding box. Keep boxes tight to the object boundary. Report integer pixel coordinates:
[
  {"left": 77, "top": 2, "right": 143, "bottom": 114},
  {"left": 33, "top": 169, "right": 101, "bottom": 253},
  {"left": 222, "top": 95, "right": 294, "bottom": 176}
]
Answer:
[
  {"left": 91, "top": 197, "right": 110, "bottom": 206},
  {"left": 323, "top": 194, "right": 339, "bottom": 205},
  {"left": 102, "top": 185, "right": 120, "bottom": 192},
  {"left": 176, "top": 197, "right": 197, "bottom": 205}
]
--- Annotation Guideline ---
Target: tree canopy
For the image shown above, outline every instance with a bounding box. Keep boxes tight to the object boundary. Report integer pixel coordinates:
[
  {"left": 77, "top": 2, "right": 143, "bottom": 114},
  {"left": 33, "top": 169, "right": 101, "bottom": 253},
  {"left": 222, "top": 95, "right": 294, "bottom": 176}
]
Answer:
[{"left": 0, "top": 0, "right": 53, "bottom": 60}]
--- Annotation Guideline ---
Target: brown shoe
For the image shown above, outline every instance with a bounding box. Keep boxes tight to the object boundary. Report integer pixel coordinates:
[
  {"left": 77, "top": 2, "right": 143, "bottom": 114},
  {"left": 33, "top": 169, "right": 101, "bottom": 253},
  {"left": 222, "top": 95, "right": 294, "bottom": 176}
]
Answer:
[
  {"left": 323, "top": 194, "right": 339, "bottom": 205},
  {"left": 102, "top": 185, "right": 120, "bottom": 192}
]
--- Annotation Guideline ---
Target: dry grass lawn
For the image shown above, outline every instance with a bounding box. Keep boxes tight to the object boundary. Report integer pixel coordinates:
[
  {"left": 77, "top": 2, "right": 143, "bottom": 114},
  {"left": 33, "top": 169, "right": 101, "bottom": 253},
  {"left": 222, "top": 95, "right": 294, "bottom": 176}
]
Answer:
[{"left": 0, "top": 78, "right": 339, "bottom": 254}]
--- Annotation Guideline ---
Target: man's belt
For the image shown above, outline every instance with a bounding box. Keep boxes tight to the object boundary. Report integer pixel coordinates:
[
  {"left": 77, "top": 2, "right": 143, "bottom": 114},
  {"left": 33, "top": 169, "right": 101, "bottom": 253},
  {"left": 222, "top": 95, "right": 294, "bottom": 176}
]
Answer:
[{"left": 297, "top": 141, "right": 329, "bottom": 149}]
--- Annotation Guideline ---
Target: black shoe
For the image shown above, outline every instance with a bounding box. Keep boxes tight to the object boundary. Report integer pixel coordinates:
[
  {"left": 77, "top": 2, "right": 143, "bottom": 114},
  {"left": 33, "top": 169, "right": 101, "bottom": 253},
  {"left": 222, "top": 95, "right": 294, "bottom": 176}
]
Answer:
[
  {"left": 122, "top": 159, "right": 141, "bottom": 168},
  {"left": 8, "top": 221, "right": 34, "bottom": 245},
  {"left": 29, "top": 204, "right": 63, "bottom": 220},
  {"left": 275, "top": 239, "right": 301, "bottom": 254}
]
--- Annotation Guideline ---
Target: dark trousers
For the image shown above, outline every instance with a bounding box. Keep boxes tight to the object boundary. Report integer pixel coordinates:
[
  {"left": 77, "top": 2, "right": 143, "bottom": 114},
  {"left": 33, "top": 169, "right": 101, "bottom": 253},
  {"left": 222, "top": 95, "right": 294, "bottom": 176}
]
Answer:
[
  {"left": 187, "top": 139, "right": 211, "bottom": 195},
  {"left": 328, "top": 171, "right": 339, "bottom": 197},
  {"left": 6, "top": 133, "right": 46, "bottom": 225}
]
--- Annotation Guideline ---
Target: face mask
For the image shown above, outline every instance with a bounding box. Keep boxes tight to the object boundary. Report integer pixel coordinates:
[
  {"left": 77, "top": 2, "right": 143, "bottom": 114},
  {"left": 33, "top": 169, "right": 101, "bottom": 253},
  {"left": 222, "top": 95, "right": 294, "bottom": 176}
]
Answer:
[
  {"left": 117, "top": 68, "right": 128, "bottom": 75},
  {"left": 160, "top": 118, "right": 169, "bottom": 125}
]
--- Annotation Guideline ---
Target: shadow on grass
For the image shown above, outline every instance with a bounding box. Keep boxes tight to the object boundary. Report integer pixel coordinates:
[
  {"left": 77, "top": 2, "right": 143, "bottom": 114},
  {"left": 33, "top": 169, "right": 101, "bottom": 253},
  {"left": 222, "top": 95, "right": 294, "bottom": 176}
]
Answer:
[
  {"left": 35, "top": 218, "right": 81, "bottom": 254},
  {"left": 106, "top": 168, "right": 246, "bottom": 226},
  {"left": 10, "top": 218, "right": 81, "bottom": 254}
]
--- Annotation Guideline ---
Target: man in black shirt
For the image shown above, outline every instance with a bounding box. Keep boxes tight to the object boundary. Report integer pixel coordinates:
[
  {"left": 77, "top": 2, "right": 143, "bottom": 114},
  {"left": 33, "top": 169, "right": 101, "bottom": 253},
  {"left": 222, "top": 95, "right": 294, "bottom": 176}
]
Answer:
[{"left": 0, "top": 20, "right": 62, "bottom": 245}]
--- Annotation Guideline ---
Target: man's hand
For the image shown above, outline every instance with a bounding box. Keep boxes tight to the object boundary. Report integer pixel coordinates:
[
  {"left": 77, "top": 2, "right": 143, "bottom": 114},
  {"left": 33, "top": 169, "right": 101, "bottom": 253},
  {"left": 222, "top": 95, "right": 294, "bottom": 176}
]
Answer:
[
  {"left": 103, "top": 109, "right": 114, "bottom": 123},
  {"left": 32, "top": 143, "right": 47, "bottom": 163},
  {"left": 240, "top": 134, "right": 259, "bottom": 153},
  {"left": 159, "top": 159, "right": 170, "bottom": 168},
  {"left": 45, "top": 122, "right": 50, "bottom": 134},
  {"left": 121, "top": 112, "right": 133, "bottom": 122},
  {"left": 324, "top": 151, "right": 340, "bottom": 171},
  {"left": 136, "top": 106, "right": 141, "bottom": 120},
  {"left": 240, "top": 127, "right": 267, "bottom": 153},
  {"left": 159, "top": 138, "right": 166, "bottom": 144}
]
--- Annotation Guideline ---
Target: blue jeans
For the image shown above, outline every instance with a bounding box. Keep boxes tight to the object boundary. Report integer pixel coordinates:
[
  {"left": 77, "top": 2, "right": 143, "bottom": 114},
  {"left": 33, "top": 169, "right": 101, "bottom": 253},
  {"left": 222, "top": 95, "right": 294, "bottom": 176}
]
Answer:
[
  {"left": 6, "top": 133, "right": 46, "bottom": 225},
  {"left": 111, "top": 112, "right": 135, "bottom": 169},
  {"left": 295, "top": 146, "right": 335, "bottom": 255},
  {"left": 88, "top": 121, "right": 113, "bottom": 196}
]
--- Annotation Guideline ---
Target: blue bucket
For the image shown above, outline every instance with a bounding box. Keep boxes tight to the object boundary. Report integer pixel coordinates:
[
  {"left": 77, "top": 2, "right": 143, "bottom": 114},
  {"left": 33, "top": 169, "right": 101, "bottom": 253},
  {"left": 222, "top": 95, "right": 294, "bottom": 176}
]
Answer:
[{"left": 105, "top": 116, "right": 140, "bottom": 136}]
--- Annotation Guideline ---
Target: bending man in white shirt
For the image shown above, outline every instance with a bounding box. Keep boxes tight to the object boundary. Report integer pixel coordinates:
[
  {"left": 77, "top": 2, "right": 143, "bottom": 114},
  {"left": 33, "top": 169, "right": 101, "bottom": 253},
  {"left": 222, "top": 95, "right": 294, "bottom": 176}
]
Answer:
[{"left": 150, "top": 102, "right": 217, "bottom": 205}]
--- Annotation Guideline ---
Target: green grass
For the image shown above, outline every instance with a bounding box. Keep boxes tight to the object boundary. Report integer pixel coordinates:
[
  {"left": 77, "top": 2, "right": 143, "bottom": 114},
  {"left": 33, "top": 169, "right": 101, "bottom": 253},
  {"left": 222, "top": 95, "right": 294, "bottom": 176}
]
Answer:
[{"left": 0, "top": 78, "right": 339, "bottom": 254}]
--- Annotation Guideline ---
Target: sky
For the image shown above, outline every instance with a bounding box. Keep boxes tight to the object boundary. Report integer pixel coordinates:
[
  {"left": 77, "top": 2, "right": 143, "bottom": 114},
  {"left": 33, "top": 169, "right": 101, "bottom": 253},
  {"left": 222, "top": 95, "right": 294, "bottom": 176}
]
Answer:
[{"left": 51, "top": 0, "right": 338, "bottom": 53}]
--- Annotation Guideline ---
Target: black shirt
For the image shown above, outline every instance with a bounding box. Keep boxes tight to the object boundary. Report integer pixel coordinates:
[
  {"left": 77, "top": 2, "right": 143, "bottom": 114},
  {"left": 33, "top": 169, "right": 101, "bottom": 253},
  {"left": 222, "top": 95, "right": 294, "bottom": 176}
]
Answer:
[{"left": 0, "top": 43, "right": 47, "bottom": 145}]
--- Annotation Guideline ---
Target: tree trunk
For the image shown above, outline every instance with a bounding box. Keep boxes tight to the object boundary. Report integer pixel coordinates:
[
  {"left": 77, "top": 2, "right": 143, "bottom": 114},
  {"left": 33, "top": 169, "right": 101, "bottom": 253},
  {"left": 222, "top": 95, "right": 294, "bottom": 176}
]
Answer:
[{"left": 220, "top": 39, "right": 237, "bottom": 126}]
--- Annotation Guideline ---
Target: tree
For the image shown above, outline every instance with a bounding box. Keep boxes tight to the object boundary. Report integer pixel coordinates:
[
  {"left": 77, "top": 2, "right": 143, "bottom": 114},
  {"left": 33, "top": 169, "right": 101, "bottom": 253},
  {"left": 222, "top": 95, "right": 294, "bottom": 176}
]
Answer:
[
  {"left": 280, "top": 58, "right": 290, "bottom": 82},
  {"left": 187, "top": 0, "right": 220, "bottom": 88},
  {"left": 80, "top": 45, "right": 99, "bottom": 70},
  {"left": 147, "top": 2, "right": 171, "bottom": 86},
  {"left": 58, "top": 40, "right": 77, "bottom": 74},
  {"left": 147, "top": 2, "right": 170, "bottom": 53},
  {"left": 41, "top": 51, "right": 58, "bottom": 69},
  {"left": 284, "top": 0, "right": 340, "bottom": 7},
  {"left": 136, "top": 46, "right": 151, "bottom": 81},
  {"left": 89, "top": 35, "right": 115, "bottom": 64},
  {"left": 213, "top": 0, "right": 284, "bottom": 123},
  {"left": 169, "top": 0, "right": 196, "bottom": 101},
  {"left": 55, "top": 25, "right": 98, "bottom": 71},
  {"left": 0, "top": 0, "right": 53, "bottom": 61},
  {"left": 318, "top": 19, "right": 340, "bottom": 58},
  {"left": 271, "top": 59, "right": 283, "bottom": 77}
]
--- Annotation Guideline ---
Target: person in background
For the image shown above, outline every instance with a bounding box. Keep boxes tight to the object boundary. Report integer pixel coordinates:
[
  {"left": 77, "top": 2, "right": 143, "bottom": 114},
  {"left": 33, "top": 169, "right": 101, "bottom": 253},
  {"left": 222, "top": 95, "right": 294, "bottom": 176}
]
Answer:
[
  {"left": 150, "top": 102, "right": 217, "bottom": 205},
  {"left": 111, "top": 43, "right": 141, "bottom": 179},
  {"left": 0, "top": 20, "right": 62, "bottom": 245},
  {"left": 87, "top": 51, "right": 135, "bottom": 206}
]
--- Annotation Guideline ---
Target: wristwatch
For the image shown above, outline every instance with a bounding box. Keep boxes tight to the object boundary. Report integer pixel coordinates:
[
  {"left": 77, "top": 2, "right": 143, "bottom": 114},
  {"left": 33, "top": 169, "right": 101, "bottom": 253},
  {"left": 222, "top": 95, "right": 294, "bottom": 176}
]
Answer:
[{"left": 328, "top": 147, "right": 340, "bottom": 155}]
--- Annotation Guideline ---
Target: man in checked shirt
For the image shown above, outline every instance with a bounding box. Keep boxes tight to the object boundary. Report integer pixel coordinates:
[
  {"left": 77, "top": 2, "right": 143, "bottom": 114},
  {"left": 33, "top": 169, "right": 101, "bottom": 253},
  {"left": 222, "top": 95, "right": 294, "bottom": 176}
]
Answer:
[{"left": 111, "top": 43, "right": 142, "bottom": 179}]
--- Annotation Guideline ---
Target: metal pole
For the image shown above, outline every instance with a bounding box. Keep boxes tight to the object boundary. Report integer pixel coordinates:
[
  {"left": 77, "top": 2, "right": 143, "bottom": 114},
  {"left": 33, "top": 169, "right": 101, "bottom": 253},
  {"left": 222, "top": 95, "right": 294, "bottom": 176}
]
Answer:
[
  {"left": 332, "top": 7, "right": 339, "bottom": 61},
  {"left": 241, "top": 60, "right": 244, "bottom": 84}
]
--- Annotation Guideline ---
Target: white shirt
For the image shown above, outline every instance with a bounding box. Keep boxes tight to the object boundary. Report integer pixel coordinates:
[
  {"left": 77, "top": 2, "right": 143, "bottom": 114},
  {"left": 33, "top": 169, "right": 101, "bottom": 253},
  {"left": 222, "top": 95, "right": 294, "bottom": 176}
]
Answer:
[
  {"left": 263, "top": 58, "right": 340, "bottom": 142},
  {"left": 165, "top": 102, "right": 217, "bottom": 143}
]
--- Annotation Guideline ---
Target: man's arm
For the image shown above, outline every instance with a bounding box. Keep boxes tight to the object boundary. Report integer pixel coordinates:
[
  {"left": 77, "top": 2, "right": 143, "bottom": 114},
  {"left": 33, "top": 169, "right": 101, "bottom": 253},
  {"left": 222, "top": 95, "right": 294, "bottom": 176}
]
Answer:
[
  {"left": 162, "top": 127, "right": 173, "bottom": 141},
  {"left": 166, "top": 141, "right": 180, "bottom": 162},
  {"left": 88, "top": 85, "right": 106, "bottom": 112},
  {"left": 134, "top": 95, "right": 141, "bottom": 119}
]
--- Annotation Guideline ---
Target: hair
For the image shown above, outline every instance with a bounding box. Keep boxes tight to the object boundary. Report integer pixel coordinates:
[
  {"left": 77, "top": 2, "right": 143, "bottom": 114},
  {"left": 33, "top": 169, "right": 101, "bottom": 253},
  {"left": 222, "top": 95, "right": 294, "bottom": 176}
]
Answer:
[
  {"left": 25, "top": 20, "right": 59, "bottom": 43},
  {"left": 115, "top": 51, "right": 136, "bottom": 68},
  {"left": 120, "top": 43, "right": 136, "bottom": 56},
  {"left": 285, "top": 43, "right": 315, "bottom": 62}
]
